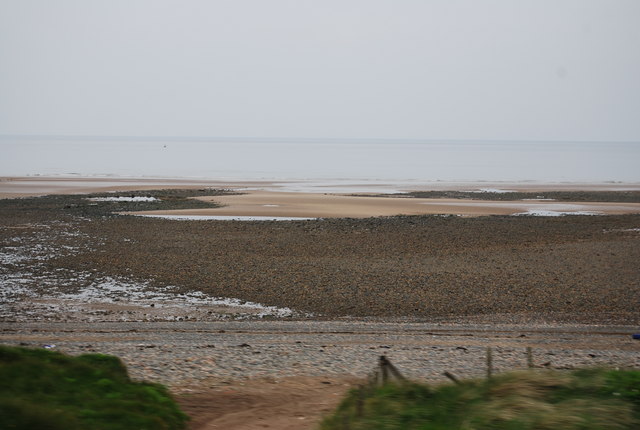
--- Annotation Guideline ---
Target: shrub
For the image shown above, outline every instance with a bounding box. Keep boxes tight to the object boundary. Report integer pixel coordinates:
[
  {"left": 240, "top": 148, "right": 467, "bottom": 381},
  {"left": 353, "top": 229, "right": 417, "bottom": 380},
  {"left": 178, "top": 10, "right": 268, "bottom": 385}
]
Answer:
[
  {"left": 321, "top": 369, "right": 640, "bottom": 429},
  {"left": 0, "top": 345, "right": 188, "bottom": 430}
]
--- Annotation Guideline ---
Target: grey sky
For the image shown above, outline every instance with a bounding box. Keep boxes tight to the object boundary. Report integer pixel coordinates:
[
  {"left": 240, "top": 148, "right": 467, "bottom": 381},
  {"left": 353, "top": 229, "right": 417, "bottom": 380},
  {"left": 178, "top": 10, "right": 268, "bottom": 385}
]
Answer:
[{"left": 1, "top": 0, "right": 639, "bottom": 141}]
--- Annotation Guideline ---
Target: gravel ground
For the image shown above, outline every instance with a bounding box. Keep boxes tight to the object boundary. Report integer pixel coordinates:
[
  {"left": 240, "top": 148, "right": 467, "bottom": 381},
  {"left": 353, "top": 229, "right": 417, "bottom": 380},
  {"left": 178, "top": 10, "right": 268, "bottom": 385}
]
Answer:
[
  {"left": 2, "top": 320, "right": 639, "bottom": 393},
  {"left": 1, "top": 190, "right": 639, "bottom": 393},
  {"left": 2, "top": 193, "right": 638, "bottom": 323}
]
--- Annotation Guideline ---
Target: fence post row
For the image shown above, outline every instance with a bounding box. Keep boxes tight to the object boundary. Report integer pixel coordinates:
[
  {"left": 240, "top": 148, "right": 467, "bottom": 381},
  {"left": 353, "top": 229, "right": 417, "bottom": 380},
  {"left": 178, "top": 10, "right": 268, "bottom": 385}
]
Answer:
[
  {"left": 372, "top": 347, "right": 535, "bottom": 388},
  {"left": 373, "top": 355, "right": 406, "bottom": 386}
]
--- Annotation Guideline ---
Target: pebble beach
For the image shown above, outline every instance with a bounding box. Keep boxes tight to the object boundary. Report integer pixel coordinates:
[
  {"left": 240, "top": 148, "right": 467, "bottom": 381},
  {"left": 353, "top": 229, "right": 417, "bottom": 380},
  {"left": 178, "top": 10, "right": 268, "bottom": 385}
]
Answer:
[
  {"left": 1, "top": 180, "right": 639, "bottom": 428},
  {"left": 3, "top": 320, "right": 639, "bottom": 393}
]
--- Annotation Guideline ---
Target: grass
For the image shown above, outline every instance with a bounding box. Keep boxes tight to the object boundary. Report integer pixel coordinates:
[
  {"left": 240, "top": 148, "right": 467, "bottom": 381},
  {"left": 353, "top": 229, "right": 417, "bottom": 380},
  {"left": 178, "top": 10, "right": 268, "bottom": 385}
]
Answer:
[
  {"left": 0, "top": 345, "right": 188, "bottom": 430},
  {"left": 321, "top": 368, "right": 640, "bottom": 429}
]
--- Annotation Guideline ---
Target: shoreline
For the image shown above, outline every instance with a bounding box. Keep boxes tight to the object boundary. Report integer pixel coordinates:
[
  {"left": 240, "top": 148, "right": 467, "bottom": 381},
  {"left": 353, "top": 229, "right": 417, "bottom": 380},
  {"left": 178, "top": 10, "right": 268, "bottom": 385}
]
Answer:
[
  {"left": 3, "top": 176, "right": 640, "bottom": 217},
  {"left": 2, "top": 175, "right": 640, "bottom": 197}
]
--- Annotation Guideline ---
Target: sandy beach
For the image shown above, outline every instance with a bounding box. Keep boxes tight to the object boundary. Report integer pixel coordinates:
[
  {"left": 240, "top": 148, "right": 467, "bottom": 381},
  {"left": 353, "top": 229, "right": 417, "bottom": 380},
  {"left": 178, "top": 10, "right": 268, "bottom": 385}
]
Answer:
[
  {"left": 2, "top": 176, "right": 640, "bottom": 429},
  {"left": 0, "top": 176, "right": 276, "bottom": 198},
  {"left": 143, "top": 190, "right": 640, "bottom": 218},
  {"left": 2, "top": 177, "right": 639, "bottom": 322},
  {"left": 3, "top": 1, "right": 639, "bottom": 425},
  {"left": 3, "top": 176, "right": 640, "bottom": 217},
  {"left": 3, "top": 176, "right": 640, "bottom": 196},
  {"left": 2, "top": 176, "right": 639, "bottom": 320}
]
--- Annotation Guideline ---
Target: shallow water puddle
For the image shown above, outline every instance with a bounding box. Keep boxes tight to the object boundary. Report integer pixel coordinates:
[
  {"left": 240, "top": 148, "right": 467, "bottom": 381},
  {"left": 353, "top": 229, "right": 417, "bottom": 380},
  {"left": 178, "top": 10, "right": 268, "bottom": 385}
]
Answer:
[{"left": 128, "top": 214, "right": 318, "bottom": 221}]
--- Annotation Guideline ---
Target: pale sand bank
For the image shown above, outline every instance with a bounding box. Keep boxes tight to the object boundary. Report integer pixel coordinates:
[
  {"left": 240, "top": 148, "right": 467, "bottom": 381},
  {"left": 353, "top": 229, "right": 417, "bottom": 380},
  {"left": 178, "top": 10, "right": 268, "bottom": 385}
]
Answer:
[
  {"left": 0, "top": 177, "right": 274, "bottom": 198},
  {"left": 3, "top": 176, "right": 640, "bottom": 217},
  {"left": 135, "top": 191, "right": 640, "bottom": 218}
]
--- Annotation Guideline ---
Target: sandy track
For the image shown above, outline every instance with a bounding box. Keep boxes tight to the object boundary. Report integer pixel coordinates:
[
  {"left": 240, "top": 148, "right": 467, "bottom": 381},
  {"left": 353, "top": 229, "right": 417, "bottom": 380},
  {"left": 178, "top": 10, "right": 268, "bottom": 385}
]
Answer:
[{"left": 178, "top": 375, "right": 356, "bottom": 430}]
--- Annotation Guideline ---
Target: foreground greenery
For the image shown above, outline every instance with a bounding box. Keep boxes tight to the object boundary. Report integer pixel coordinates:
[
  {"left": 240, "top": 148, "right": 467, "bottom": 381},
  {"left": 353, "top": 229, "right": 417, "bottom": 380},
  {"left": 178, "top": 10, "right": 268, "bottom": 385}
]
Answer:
[
  {"left": 0, "top": 345, "right": 188, "bottom": 430},
  {"left": 322, "top": 369, "right": 640, "bottom": 429}
]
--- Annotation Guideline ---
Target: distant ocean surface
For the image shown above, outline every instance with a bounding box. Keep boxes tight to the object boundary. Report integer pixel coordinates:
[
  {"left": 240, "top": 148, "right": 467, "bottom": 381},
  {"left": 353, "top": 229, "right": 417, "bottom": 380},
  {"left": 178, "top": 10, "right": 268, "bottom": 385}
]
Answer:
[{"left": 2, "top": 137, "right": 639, "bottom": 184}]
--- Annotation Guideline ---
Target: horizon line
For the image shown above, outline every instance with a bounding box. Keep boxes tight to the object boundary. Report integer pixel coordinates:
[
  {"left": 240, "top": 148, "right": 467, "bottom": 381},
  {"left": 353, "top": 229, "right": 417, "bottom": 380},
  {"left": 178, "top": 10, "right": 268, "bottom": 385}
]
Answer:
[{"left": 1, "top": 133, "right": 639, "bottom": 145}]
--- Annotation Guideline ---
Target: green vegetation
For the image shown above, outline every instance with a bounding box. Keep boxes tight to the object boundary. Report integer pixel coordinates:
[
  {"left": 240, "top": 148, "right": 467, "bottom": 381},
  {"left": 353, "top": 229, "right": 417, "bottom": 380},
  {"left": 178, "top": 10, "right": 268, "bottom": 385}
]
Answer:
[
  {"left": 0, "top": 345, "right": 188, "bottom": 430},
  {"left": 321, "top": 369, "right": 640, "bottom": 429}
]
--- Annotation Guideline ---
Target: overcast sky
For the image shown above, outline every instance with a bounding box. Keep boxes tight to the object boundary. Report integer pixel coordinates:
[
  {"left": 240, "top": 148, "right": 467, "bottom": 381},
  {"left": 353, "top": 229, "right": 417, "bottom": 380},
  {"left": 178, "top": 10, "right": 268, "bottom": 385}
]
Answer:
[{"left": 1, "top": 0, "right": 639, "bottom": 142}]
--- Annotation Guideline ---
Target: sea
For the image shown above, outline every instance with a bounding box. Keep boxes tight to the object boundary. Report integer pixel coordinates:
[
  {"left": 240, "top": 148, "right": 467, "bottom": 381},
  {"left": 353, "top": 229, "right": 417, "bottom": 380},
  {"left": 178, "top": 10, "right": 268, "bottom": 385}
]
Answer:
[{"left": 1, "top": 136, "right": 639, "bottom": 186}]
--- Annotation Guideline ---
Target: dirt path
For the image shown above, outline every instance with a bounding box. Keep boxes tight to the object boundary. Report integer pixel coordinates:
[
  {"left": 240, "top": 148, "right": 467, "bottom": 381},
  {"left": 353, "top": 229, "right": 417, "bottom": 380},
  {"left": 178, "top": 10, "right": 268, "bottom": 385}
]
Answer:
[{"left": 177, "top": 376, "right": 358, "bottom": 430}]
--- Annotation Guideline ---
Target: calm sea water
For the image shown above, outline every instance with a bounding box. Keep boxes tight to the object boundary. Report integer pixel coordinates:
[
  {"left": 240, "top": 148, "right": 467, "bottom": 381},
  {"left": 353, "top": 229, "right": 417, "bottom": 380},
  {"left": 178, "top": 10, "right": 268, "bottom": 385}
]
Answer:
[{"left": 1, "top": 137, "right": 639, "bottom": 184}]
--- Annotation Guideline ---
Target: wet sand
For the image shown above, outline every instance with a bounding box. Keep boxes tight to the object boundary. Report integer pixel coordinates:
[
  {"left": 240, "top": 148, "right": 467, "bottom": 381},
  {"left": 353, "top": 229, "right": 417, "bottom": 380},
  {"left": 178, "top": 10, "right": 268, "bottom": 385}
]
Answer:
[
  {"left": 150, "top": 191, "right": 640, "bottom": 218},
  {"left": 3, "top": 177, "right": 640, "bottom": 217},
  {"left": 2, "top": 176, "right": 640, "bottom": 197},
  {"left": 0, "top": 176, "right": 275, "bottom": 198}
]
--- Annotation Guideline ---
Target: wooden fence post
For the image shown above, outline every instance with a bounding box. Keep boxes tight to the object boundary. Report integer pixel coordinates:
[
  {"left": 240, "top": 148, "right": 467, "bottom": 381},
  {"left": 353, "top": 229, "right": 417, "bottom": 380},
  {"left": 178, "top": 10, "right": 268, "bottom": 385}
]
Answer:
[
  {"left": 486, "top": 347, "right": 493, "bottom": 379},
  {"left": 377, "top": 356, "right": 406, "bottom": 386},
  {"left": 383, "top": 356, "right": 406, "bottom": 381},
  {"left": 380, "top": 356, "right": 389, "bottom": 385},
  {"left": 526, "top": 347, "right": 533, "bottom": 369},
  {"left": 444, "top": 371, "right": 461, "bottom": 385}
]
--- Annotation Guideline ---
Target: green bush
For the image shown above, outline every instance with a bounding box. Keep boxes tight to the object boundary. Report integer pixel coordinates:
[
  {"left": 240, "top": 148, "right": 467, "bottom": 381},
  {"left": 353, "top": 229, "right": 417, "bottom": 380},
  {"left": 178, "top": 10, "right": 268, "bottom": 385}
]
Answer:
[
  {"left": 321, "top": 369, "right": 640, "bottom": 429},
  {"left": 0, "top": 345, "right": 188, "bottom": 430}
]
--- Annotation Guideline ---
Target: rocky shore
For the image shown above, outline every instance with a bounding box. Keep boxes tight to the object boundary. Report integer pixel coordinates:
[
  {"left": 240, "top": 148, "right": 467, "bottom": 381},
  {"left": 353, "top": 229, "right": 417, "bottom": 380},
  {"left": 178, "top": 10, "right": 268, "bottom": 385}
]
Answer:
[
  {"left": 2, "top": 189, "right": 639, "bottom": 428},
  {"left": 1, "top": 190, "right": 639, "bottom": 324}
]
